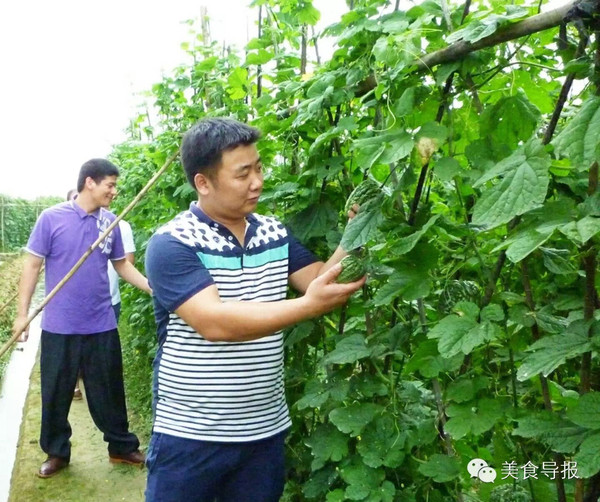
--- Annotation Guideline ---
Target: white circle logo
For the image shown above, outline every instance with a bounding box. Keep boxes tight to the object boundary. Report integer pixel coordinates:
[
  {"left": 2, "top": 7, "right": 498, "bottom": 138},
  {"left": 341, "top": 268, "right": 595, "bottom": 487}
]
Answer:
[{"left": 468, "top": 458, "right": 497, "bottom": 483}]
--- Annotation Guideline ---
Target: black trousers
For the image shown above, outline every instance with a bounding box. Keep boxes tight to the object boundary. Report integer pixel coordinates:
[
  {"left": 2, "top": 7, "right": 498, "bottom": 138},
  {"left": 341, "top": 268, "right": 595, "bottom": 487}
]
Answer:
[{"left": 40, "top": 329, "right": 140, "bottom": 460}]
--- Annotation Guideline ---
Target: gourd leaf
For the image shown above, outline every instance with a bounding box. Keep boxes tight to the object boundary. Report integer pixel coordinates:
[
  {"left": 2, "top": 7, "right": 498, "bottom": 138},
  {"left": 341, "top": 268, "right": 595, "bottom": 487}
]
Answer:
[
  {"left": 553, "top": 96, "right": 600, "bottom": 168},
  {"left": 445, "top": 398, "right": 503, "bottom": 439},
  {"left": 428, "top": 315, "right": 498, "bottom": 358},
  {"left": 329, "top": 403, "right": 383, "bottom": 437},
  {"left": 574, "top": 433, "right": 600, "bottom": 478},
  {"left": 323, "top": 335, "right": 372, "bottom": 365},
  {"left": 418, "top": 454, "right": 461, "bottom": 482},
  {"left": 472, "top": 138, "right": 550, "bottom": 229},
  {"left": 514, "top": 412, "right": 588, "bottom": 453},
  {"left": 517, "top": 333, "right": 592, "bottom": 381},
  {"left": 505, "top": 228, "right": 554, "bottom": 263},
  {"left": 357, "top": 414, "right": 406, "bottom": 468},
  {"left": 339, "top": 462, "right": 385, "bottom": 501},
  {"left": 559, "top": 216, "right": 600, "bottom": 245},
  {"left": 394, "top": 214, "right": 440, "bottom": 255},
  {"left": 305, "top": 424, "right": 349, "bottom": 469},
  {"left": 341, "top": 198, "right": 384, "bottom": 250},
  {"left": 567, "top": 392, "right": 600, "bottom": 430}
]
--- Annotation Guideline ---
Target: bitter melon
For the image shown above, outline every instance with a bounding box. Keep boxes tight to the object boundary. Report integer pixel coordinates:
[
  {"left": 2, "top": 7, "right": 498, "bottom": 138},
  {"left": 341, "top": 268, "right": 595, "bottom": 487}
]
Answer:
[{"left": 336, "top": 254, "right": 366, "bottom": 283}]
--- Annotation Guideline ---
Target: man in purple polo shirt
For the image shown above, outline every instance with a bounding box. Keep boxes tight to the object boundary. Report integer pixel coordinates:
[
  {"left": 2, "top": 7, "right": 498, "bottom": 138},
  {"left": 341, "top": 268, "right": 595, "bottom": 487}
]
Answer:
[{"left": 12, "top": 158, "right": 151, "bottom": 478}]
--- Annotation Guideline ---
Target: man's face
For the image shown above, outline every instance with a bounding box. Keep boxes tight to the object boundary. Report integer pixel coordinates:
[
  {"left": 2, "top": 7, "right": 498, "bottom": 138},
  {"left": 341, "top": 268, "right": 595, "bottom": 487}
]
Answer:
[
  {"left": 90, "top": 175, "right": 118, "bottom": 208},
  {"left": 203, "top": 144, "right": 263, "bottom": 218}
]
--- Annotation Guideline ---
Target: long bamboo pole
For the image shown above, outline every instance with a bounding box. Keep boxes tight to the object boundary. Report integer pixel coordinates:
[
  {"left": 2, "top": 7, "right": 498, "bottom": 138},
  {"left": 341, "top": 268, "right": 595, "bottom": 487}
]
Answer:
[{"left": 0, "top": 150, "right": 179, "bottom": 360}]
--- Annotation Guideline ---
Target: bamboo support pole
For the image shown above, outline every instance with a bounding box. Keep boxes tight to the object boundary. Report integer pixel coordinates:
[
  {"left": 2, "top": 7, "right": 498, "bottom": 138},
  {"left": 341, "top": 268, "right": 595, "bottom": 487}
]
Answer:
[{"left": 0, "top": 150, "right": 179, "bottom": 360}]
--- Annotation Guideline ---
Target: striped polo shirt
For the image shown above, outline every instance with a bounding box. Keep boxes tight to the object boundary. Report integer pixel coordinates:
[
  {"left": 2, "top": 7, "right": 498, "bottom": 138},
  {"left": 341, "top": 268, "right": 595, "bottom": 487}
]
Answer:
[{"left": 145, "top": 202, "right": 316, "bottom": 442}]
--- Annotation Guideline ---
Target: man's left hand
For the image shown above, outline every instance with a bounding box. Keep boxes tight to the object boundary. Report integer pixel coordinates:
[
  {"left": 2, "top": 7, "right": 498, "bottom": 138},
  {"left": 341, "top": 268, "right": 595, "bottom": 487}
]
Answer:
[{"left": 347, "top": 203, "right": 360, "bottom": 220}]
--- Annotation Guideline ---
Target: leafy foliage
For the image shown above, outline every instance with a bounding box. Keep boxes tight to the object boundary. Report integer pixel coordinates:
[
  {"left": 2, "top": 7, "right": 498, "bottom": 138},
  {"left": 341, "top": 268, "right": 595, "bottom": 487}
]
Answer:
[
  {"left": 108, "top": 0, "right": 600, "bottom": 500},
  {"left": 0, "top": 254, "right": 25, "bottom": 379},
  {"left": 0, "top": 195, "right": 62, "bottom": 252}
]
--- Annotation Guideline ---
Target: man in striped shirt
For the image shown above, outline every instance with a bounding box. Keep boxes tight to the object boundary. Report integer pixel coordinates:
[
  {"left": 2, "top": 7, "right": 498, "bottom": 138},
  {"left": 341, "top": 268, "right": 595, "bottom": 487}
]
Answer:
[{"left": 145, "top": 117, "right": 365, "bottom": 502}]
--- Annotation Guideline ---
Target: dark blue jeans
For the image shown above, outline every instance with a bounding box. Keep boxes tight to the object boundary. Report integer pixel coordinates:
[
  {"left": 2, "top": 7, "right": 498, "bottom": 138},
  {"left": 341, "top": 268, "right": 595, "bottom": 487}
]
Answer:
[{"left": 145, "top": 430, "right": 287, "bottom": 502}]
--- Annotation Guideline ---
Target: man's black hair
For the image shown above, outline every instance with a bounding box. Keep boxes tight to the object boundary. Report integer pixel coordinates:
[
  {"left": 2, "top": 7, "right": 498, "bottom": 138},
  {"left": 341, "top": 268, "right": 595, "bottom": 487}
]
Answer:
[
  {"left": 181, "top": 117, "right": 261, "bottom": 187},
  {"left": 76, "top": 159, "right": 119, "bottom": 192}
]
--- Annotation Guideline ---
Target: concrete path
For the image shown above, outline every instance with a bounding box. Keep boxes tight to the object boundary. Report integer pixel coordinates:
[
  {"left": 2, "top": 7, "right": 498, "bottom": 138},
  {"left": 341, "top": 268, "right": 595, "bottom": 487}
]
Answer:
[
  {"left": 0, "top": 289, "right": 147, "bottom": 502},
  {"left": 0, "top": 313, "right": 41, "bottom": 502}
]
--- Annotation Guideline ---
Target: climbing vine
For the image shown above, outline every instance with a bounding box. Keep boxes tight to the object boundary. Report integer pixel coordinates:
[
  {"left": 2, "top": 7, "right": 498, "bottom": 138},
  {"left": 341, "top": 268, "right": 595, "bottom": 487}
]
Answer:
[{"left": 110, "top": 0, "right": 600, "bottom": 500}]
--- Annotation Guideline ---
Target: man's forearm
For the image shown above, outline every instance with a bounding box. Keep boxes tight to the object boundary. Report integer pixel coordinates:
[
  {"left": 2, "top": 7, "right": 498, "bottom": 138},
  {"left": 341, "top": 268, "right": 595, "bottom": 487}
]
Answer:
[
  {"left": 16, "top": 255, "right": 43, "bottom": 317},
  {"left": 176, "top": 266, "right": 363, "bottom": 343},
  {"left": 178, "top": 294, "right": 317, "bottom": 343},
  {"left": 113, "top": 260, "right": 151, "bottom": 294}
]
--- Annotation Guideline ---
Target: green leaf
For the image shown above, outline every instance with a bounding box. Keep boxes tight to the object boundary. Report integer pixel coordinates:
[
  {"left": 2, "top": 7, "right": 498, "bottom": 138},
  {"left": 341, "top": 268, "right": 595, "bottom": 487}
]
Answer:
[
  {"left": 226, "top": 67, "right": 248, "bottom": 99},
  {"left": 435, "top": 157, "right": 462, "bottom": 182},
  {"left": 447, "top": 6, "right": 529, "bottom": 44},
  {"left": 357, "top": 414, "right": 406, "bottom": 468},
  {"left": 472, "top": 138, "right": 551, "bottom": 229},
  {"left": 285, "top": 320, "right": 314, "bottom": 347},
  {"left": 480, "top": 93, "right": 541, "bottom": 149},
  {"left": 392, "top": 88, "right": 415, "bottom": 117},
  {"left": 428, "top": 315, "right": 499, "bottom": 358},
  {"left": 445, "top": 398, "right": 504, "bottom": 439},
  {"left": 303, "top": 467, "right": 338, "bottom": 500},
  {"left": 394, "top": 214, "right": 440, "bottom": 255},
  {"left": 296, "top": 3, "right": 321, "bottom": 25},
  {"left": 567, "top": 392, "right": 600, "bottom": 430},
  {"left": 245, "top": 49, "right": 274, "bottom": 66},
  {"left": 416, "top": 122, "right": 448, "bottom": 143},
  {"left": 574, "top": 432, "right": 600, "bottom": 478},
  {"left": 288, "top": 203, "right": 338, "bottom": 242},
  {"left": 418, "top": 454, "right": 461, "bottom": 482},
  {"left": 381, "top": 14, "right": 409, "bottom": 34},
  {"left": 307, "top": 74, "right": 336, "bottom": 98},
  {"left": 559, "top": 216, "right": 600, "bottom": 244},
  {"left": 326, "top": 490, "right": 345, "bottom": 502},
  {"left": 517, "top": 333, "right": 592, "bottom": 381},
  {"left": 505, "top": 228, "right": 554, "bottom": 263},
  {"left": 446, "top": 376, "right": 490, "bottom": 403},
  {"left": 296, "top": 379, "right": 331, "bottom": 410},
  {"left": 514, "top": 412, "right": 588, "bottom": 453},
  {"left": 305, "top": 424, "right": 349, "bottom": 469},
  {"left": 378, "top": 131, "right": 414, "bottom": 164},
  {"left": 329, "top": 403, "right": 383, "bottom": 437},
  {"left": 452, "top": 301, "right": 480, "bottom": 320},
  {"left": 195, "top": 56, "right": 218, "bottom": 71},
  {"left": 373, "top": 269, "right": 430, "bottom": 305},
  {"left": 404, "top": 339, "right": 464, "bottom": 378},
  {"left": 341, "top": 199, "right": 384, "bottom": 250},
  {"left": 324, "top": 335, "right": 372, "bottom": 365},
  {"left": 296, "top": 379, "right": 350, "bottom": 410},
  {"left": 553, "top": 96, "right": 600, "bottom": 168},
  {"left": 351, "top": 131, "right": 413, "bottom": 168},
  {"left": 541, "top": 247, "right": 577, "bottom": 275},
  {"left": 340, "top": 462, "right": 385, "bottom": 501},
  {"left": 480, "top": 304, "right": 504, "bottom": 322},
  {"left": 435, "top": 63, "right": 460, "bottom": 86}
]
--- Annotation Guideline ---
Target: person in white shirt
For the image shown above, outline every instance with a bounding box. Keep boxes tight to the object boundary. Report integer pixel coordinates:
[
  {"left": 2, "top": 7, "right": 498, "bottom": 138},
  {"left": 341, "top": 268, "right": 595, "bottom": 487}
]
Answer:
[{"left": 108, "top": 219, "right": 136, "bottom": 322}]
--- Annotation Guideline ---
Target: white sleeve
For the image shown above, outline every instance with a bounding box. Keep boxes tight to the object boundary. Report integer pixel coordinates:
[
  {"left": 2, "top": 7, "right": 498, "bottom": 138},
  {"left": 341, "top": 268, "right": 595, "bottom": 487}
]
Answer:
[{"left": 118, "top": 220, "right": 136, "bottom": 254}]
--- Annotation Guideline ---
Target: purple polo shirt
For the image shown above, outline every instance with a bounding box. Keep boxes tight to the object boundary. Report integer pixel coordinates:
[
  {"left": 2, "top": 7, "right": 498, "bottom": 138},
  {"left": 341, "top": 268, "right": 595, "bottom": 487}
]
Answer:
[{"left": 26, "top": 201, "right": 125, "bottom": 334}]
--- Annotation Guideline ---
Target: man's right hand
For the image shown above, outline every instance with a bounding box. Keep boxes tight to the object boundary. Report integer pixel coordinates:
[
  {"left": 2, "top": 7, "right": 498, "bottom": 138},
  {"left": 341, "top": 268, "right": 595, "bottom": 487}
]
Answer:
[
  {"left": 12, "top": 315, "right": 30, "bottom": 343},
  {"left": 303, "top": 263, "right": 366, "bottom": 316}
]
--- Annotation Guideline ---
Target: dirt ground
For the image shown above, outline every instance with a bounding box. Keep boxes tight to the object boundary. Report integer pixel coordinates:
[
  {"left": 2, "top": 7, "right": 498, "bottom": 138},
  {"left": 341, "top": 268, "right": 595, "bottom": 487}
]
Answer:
[{"left": 9, "top": 361, "right": 147, "bottom": 502}]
